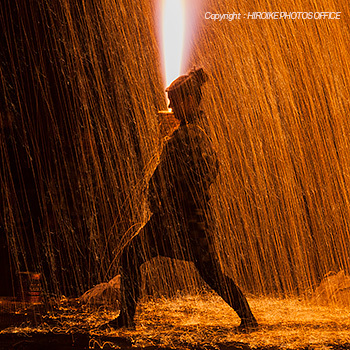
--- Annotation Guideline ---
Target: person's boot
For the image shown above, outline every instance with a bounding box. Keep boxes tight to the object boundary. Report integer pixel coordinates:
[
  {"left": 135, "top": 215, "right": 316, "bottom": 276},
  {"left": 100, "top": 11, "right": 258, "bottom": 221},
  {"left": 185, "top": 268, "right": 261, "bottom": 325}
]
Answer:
[
  {"left": 234, "top": 296, "right": 258, "bottom": 332},
  {"left": 98, "top": 308, "right": 136, "bottom": 330},
  {"left": 105, "top": 314, "right": 135, "bottom": 329},
  {"left": 99, "top": 317, "right": 135, "bottom": 330},
  {"left": 237, "top": 316, "right": 258, "bottom": 332}
]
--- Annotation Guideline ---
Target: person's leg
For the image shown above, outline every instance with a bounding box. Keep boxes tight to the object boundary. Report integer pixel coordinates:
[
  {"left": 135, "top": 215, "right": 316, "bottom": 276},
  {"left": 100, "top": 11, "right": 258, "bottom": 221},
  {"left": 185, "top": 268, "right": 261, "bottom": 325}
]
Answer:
[
  {"left": 108, "top": 214, "right": 173, "bottom": 328},
  {"left": 112, "top": 236, "right": 143, "bottom": 328},
  {"left": 194, "top": 252, "right": 258, "bottom": 330},
  {"left": 107, "top": 219, "right": 161, "bottom": 328}
]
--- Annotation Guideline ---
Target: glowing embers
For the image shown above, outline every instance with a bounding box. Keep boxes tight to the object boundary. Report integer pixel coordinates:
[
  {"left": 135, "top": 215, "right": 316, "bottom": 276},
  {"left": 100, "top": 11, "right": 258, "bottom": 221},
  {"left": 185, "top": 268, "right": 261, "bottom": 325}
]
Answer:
[{"left": 2, "top": 294, "right": 350, "bottom": 349}]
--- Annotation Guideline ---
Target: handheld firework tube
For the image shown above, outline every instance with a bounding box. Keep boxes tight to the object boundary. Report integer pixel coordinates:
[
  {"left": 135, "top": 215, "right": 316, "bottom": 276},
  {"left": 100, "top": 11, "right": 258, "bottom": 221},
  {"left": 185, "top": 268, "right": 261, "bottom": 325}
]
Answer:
[{"left": 157, "top": 110, "right": 180, "bottom": 138}]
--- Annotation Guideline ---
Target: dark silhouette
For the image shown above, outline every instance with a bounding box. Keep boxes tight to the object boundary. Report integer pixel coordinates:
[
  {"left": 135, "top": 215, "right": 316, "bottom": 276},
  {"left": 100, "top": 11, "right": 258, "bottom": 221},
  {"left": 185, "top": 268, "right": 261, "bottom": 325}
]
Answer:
[{"left": 109, "top": 68, "right": 258, "bottom": 331}]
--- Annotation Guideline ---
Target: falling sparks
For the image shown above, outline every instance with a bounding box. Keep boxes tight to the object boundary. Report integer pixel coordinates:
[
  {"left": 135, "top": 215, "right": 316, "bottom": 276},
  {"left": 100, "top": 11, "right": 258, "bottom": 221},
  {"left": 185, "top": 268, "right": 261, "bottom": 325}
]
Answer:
[{"left": 0, "top": 0, "right": 350, "bottom": 334}]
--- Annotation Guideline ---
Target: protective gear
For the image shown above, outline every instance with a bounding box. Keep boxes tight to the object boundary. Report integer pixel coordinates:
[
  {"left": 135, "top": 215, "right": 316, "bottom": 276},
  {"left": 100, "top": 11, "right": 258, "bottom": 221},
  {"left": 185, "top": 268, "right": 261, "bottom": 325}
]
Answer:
[
  {"left": 112, "top": 118, "right": 257, "bottom": 330},
  {"left": 148, "top": 121, "right": 219, "bottom": 216},
  {"left": 166, "top": 67, "right": 208, "bottom": 104},
  {"left": 105, "top": 69, "right": 258, "bottom": 330}
]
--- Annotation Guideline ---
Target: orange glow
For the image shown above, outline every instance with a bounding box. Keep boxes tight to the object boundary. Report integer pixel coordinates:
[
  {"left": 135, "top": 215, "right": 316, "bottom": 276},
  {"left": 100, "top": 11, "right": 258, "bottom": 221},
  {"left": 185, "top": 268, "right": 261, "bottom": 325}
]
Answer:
[{"left": 162, "top": 0, "right": 185, "bottom": 88}]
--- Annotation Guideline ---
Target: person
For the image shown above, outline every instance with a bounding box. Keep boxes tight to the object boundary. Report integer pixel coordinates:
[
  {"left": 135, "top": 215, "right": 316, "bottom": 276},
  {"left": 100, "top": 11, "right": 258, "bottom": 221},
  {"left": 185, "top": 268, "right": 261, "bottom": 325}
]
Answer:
[{"left": 108, "top": 67, "right": 258, "bottom": 331}]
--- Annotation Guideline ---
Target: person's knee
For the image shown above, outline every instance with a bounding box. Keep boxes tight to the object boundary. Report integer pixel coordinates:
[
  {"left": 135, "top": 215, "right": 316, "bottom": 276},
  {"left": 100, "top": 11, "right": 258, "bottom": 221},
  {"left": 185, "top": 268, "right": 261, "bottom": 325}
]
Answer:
[{"left": 195, "top": 261, "right": 220, "bottom": 286}]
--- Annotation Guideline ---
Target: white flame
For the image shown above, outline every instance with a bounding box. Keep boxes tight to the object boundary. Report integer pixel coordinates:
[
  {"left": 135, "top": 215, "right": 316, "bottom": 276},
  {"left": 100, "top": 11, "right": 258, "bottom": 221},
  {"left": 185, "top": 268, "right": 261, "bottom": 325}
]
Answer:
[{"left": 162, "top": 0, "right": 185, "bottom": 88}]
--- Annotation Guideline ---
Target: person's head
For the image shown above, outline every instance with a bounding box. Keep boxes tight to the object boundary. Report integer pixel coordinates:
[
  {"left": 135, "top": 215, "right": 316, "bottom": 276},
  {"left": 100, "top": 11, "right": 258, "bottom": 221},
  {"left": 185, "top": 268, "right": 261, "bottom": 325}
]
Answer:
[{"left": 166, "top": 67, "right": 208, "bottom": 123}]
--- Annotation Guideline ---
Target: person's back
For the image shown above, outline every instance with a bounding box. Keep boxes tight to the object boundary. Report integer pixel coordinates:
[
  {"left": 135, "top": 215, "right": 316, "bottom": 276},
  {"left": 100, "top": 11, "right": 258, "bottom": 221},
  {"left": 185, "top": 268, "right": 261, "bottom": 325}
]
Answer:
[{"left": 148, "top": 120, "right": 219, "bottom": 221}]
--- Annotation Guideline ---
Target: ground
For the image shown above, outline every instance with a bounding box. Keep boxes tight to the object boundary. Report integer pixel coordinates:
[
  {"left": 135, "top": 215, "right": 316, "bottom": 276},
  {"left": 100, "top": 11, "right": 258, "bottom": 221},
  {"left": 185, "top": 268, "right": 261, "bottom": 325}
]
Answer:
[{"left": 1, "top": 293, "right": 350, "bottom": 349}]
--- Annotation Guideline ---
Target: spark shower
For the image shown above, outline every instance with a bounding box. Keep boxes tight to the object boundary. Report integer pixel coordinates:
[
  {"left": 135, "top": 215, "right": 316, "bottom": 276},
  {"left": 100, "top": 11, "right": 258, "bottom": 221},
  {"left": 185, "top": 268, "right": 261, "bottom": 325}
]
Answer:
[{"left": 0, "top": 0, "right": 349, "bottom": 301}]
